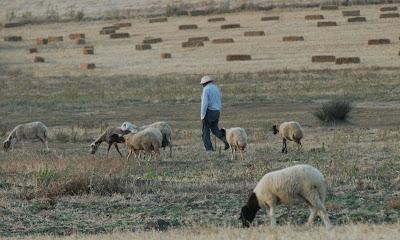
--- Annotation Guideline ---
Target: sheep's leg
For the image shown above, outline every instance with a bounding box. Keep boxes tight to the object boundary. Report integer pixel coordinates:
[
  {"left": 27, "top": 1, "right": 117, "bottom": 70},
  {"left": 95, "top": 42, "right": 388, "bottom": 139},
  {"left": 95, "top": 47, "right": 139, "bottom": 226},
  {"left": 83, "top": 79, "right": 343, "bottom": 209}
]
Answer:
[
  {"left": 306, "top": 208, "right": 317, "bottom": 226},
  {"left": 169, "top": 143, "right": 172, "bottom": 158},
  {"left": 317, "top": 208, "right": 332, "bottom": 229},
  {"left": 127, "top": 149, "right": 132, "bottom": 161},
  {"left": 240, "top": 149, "right": 245, "bottom": 161},
  {"left": 231, "top": 148, "right": 234, "bottom": 161},
  {"left": 44, "top": 140, "right": 49, "bottom": 151},
  {"left": 306, "top": 192, "right": 332, "bottom": 229},
  {"left": 21, "top": 140, "right": 25, "bottom": 152},
  {"left": 282, "top": 139, "right": 287, "bottom": 153},
  {"left": 106, "top": 143, "right": 112, "bottom": 159},
  {"left": 114, "top": 143, "right": 123, "bottom": 158},
  {"left": 269, "top": 206, "right": 277, "bottom": 227}
]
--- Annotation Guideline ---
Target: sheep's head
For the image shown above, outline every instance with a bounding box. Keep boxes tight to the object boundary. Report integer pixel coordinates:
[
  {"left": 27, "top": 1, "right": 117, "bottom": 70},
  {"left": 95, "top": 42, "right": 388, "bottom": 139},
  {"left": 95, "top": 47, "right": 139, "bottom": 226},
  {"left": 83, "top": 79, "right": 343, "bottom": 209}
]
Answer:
[
  {"left": 90, "top": 142, "right": 100, "bottom": 154},
  {"left": 272, "top": 125, "right": 279, "bottom": 135},
  {"left": 220, "top": 128, "right": 226, "bottom": 138},
  {"left": 239, "top": 192, "right": 260, "bottom": 228},
  {"left": 3, "top": 140, "right": 11, "bottom": 152}
]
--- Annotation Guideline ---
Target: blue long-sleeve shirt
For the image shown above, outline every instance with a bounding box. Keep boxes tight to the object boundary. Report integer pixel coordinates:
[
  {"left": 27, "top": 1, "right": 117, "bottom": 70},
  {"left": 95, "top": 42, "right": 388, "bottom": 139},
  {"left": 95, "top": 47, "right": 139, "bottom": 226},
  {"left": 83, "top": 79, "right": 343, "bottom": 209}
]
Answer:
[{"left": 200, "top": 83, "right": 222, "bottom": 119}]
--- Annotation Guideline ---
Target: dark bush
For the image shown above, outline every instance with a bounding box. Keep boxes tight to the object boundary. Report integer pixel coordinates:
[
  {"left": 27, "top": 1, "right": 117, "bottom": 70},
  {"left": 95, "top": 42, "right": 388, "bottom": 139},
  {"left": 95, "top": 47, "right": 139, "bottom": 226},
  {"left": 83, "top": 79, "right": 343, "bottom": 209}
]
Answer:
[{"left": 314, "top": 99, "right": 352, "bottom": 122}]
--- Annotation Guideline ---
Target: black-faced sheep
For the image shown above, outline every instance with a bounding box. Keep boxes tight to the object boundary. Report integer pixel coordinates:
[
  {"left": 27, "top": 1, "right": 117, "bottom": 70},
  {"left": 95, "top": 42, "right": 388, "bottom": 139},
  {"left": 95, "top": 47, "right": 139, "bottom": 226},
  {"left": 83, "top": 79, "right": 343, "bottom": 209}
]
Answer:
[
  {"left": 221, "top": 127, "right": 247, "bottom": 161},
  {"left": 3, "top": 122, "right": 49, "bottom": 151},
  {"left": 272, "top": 121, "right": 303, "bottom": 153},
  {"left": 239, "top": 164, "right": 331, "bottom": 229},
  {"left": 90, "top": 127, "right": 130, "bottom": 158}
]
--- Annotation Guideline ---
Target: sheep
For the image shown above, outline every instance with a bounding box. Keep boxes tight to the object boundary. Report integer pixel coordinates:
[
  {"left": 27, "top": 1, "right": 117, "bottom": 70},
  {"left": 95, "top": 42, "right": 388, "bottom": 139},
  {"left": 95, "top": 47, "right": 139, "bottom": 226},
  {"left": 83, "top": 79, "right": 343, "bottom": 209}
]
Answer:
[
  {"left": 221, "top": 127, "right": 247, "bottom": 161},
  {"left": 90, "top": 127, "right": 130, "bottom": 158},
  {"left": 3, "top": 121, "right": 49, "bottom": 152},
  {"left": 239, "top": 164, "right": 331, "bottom": 229},
  {"left": 272, "top": 121, "right": 303, "bottom": 153},
  {"left": 124, "top": 127, "right": 162, "bottom": 167},
  {"left": 121, "top": 121, "right": 173, "bottom": 157}
]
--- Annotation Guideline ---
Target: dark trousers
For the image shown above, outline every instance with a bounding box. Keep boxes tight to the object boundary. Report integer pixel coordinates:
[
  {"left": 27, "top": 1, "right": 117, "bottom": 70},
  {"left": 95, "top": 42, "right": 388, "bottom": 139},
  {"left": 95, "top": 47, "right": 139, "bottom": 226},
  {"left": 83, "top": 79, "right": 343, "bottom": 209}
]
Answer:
[{"left": 202, "top": 109, "right": 226, "bottom": 151}]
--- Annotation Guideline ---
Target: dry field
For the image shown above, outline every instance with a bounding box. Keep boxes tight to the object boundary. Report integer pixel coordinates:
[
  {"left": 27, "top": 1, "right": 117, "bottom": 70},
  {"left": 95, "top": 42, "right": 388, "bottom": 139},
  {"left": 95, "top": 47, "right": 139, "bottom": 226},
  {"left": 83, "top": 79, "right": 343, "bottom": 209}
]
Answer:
[{"left": 0, "top": 2, "right": 400, "bottom": 239}]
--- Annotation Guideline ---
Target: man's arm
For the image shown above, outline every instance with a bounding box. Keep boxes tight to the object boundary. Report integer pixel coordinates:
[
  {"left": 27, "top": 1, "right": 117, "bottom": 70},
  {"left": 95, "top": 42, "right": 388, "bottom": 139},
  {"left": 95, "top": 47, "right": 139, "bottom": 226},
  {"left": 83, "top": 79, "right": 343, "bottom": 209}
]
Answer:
[{"left": 200, "top": 87, "right": 208, "bottom": 120}]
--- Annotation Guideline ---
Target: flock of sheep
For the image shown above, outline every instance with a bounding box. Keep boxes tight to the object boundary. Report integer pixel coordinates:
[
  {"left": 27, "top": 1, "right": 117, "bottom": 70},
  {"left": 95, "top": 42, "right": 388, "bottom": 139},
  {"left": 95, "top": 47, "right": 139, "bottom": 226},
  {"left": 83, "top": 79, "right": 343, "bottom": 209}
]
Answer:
[{"left": 1, "top": 120, "right": 334, "bottom": 229}]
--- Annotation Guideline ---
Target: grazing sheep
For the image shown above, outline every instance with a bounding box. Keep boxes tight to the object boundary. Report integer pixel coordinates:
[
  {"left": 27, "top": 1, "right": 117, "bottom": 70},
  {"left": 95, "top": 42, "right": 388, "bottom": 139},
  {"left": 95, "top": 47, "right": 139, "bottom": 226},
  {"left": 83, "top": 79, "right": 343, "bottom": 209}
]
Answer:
[
  {"left": 221, "top": 127, "right": 247, "bottom": 161},
  {"left": 3, "top": 122, "right": 49, "bottom": 151},
  {"left": 239, "top": 164, "right": 331, "bottom": 229},
  {"left": 90, "top": 127, "right": 129, "bottom": 158},
  {"left": 121, "top": 121, "right": 173, "bottom": 157},
  {"left": 124, "top": 127, "right": 162, "bottom": 166},
  {"left": 272, "top": 121, "right": 303, "bottom": 153}
]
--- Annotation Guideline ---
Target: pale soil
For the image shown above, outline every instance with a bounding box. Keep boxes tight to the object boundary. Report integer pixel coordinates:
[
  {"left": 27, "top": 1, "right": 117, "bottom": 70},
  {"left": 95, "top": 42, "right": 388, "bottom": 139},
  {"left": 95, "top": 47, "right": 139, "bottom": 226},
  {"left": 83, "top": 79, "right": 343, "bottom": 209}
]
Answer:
[{"left": 1, "top": 4, "right": 399, "bottom": 77}]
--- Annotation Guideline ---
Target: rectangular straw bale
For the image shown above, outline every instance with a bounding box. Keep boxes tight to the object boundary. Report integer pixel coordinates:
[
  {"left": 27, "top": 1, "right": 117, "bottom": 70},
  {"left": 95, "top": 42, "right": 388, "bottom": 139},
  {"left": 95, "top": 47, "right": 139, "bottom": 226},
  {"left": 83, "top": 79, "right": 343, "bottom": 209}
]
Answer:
[
  {"left": 75, "top": 38, "right": 85, "bottom": 44},
  {"left": 80, "top": 63, "right": 96, "bottom": 69},
  {"left": 48, "top": 36, "right": 63, "bottom": 43},
  {"left": 149, "top": 17, "right": 168, "bottom": 23},
  {"left": 189, "top": 10, "right": 207, "bottom": 16},
  {"left": 348, "top": 17, "right": 366, "bottom": 22},
  {"left": 311, "top": 55, "right": 335, "bottom": 62},
  {"left": 380, "top": 6, "right": 398, "bottom": 11},
  {"left": 4, "top": 36, "right": 22, "bottom": 41},
  {"left": 69, "top": 33, "right": 85, "bottom": 40},
  {"left": 36, "top": 38, "right": 48, "bottom": 45},
  {"left": 110, "top": 33, "right": 130, "bottom": 39},
  {"left": 226, "top": 55, "right": 251, "bottom": 61},
  {"left": 161, "top": 53, "right": 172, "bottom": 59},
  {"left": 261, "top": 16, "right": 279, "bottom": 21},
  {"left": 115, "top": 22, "right": 132, "bottom": 27},
  {"left": 317, "top": 21, "right": 337, "bottom": 27},
  {"left": 182, "top": 41, "right": 204, "bottom": 48},
  {"left": 212, "top": 38, "right": 234, "bottom": 44},
  {"left": 34, "top": 56, "right": 45, "bottom": 63},
  {"left": 83, "top": 48, "right": 94, "bottom": 55},
  {"left": 100, "top": 29, "right": 116, "bottom": 35},
  {"left": 29, "top": 48, "right": 38, "bottom": 53},
  {"left": 335, "top": 57, "right": 360, "bottom": 64},
  {"left": 208, "top": 17, "right": 225, "bottom": 22},
  {"left": 103, "top": 26, "right": 119, "bottom": 30},
  {"left": 179, "top": 24, "right": 198, "bottom": 30},
  {"left": 188, "top": 37, "right": 209, "bottom": 42},
  {"left": 4, "top": 22, "right": 24, "bottom": 28},
  {"left": 305, "top": 15, "right": 324, "bottom": 20},
  {"left": 135, "top": 44, "right": 152, "bottom": 50},
  {"left": 283, "top": 36, "right": 304, "bottom": 41},
  {"left": 142, "top": 38, "right": 163, "bottom": 44},
  {"left": 220, "top": 23, "right": 240, "bottom": 29},
  {"left": 244, "top": 31, "right": 265, "bottom": 37},
  {"left": 380, "top": 13, "right": 400, "bottom": 18},
  {"left": 342, "top": 10, "right": 360, "bottom": 16},
  {"left": 368, "top": 39, "right": 391, "bottom": 45},
  {"left": 321, "top": 5, "right": 339, "bottom": 10}
]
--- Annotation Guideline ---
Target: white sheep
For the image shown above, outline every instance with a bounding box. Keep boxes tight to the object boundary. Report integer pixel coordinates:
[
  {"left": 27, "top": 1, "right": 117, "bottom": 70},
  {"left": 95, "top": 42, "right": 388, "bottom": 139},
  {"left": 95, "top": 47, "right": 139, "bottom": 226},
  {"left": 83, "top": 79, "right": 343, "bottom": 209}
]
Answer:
[
  {"left": 239, "top": 164, "right": 331, "bottom": 229},
  {"left": 121, "top": 121, "right": 172, "bottom": 157},
  {"left": 3, "top": 121, "right": 49, "bottom": 151},
  {"left": 272, "top": 121, "right": 303, "bottom": 153},
  {"left": 124, "top": 127, "right": 163, "bottom": 167},
  {"left": 222, "top": 127, "right": 247, "bottom": 161}
]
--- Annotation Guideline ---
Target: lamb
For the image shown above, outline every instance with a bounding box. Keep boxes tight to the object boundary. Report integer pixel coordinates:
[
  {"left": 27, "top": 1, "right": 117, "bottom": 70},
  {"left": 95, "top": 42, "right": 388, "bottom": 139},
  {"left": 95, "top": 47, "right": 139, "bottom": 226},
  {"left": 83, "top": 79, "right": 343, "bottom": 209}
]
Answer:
[
  {"left": 3, "top": 121, "right": 49, "bottom": 152},
  {"left": 239, "top": 164, "right": 331, "bottom": 229},
  {"left": 221, "top": 127, "right": 247, "bottom": 161},
  {"left": 121, "top": 121, "right": 172, "bottom": 157},
  {"left": 124, "top": 127, "right": 162, "bottom": 166},
  {"left": 272, "top": 121, "right": 303, "bottom": 153},
  {"left": 90, "top": 127, "right": 130, "bottom": 158}
]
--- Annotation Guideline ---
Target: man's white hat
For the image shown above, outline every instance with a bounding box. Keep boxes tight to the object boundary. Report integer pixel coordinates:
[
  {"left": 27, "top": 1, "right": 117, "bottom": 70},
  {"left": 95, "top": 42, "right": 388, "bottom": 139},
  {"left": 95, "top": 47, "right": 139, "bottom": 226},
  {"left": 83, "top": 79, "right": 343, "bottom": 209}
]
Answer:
[{"left": 200, "top": 75, "right": 215, "bottom": 85}]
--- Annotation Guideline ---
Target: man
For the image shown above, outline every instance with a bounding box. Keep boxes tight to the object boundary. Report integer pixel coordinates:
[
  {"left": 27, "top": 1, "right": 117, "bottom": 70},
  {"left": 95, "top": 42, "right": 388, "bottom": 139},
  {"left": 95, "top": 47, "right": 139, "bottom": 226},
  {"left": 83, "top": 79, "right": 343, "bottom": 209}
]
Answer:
[{"left": 200, "top": 75, "right": 229, "bottom": 151}]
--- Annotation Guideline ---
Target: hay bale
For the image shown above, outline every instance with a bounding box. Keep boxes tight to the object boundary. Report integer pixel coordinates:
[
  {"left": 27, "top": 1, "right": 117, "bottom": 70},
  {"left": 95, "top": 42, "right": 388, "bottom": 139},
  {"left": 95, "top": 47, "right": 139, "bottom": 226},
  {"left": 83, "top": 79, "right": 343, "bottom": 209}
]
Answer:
[
  {"left": 226, "top": 55, "right": 251, "bottom": 61},
  {"left": 182, "top": 41, "right": 204, "bottom": 48},
  {"left": 261, "top": 16, "right": 279, "bottom": 21},
  {"left": 69, "top": 33, "right": 85, "bottom": 40},
  {"left": 380, "top": 6, "right": 397, "bottom": 12},
  {"left": 188, "top": 36, "right": 209, "bottom": 42},
  {"left": 115, "top": 22, "right": 131, "bottom": 27},
  {"left": 220, "top": 23, "right": 240, "bottom": 29},
  {"left": 136, "top": 44, "right": 152, "bottom": 50},
  {"left": 368, "top": 39, "right": 391, "bottom": 45},
  {"left": 149, "top": 17, "right": 168, "bottom": 23},
  {"left": 179, "top": 24, "right": 198, "bottom": 30},
  {"left": 48, "top": 36, "right": 63, "bottom": 43},
  {"left": 34, "top": 56, "right": 45, "bottom": 63},
  {"left": 244, "top": 31, "right": 265, "bottom": 37},
  {"left": 335, "top": 57, "right": 360, "bottom": 64},
  {"left": 342, "top": 10, "right": 360, "bottom": 17},
  {"left": 4, "top": 22, "right": 24, "bottom": 28},
  {"left": 380, "top": 13, "right": 400, "bottom": 18},
  {"left": 36, "top": 38, "right": 48, "bottom": 45},
  {"left": 142, "top": 38, "right": 163, "bottom": 44},
  {"left": 317, "top": 21, "right": 337, "bottom": 27},
  {"left": 110, "top": 33, "right": 130, "bottom": 39},
  {"left": 321, "top": 5, "right": 339, "bottom": 10},
  {"left": 212, "top": 38, "right": 234, "bottom": 44},
  {"left": 189, "top": 10, "right": 207, "bottom": 16},
  {"left": 83, "top": 48, "right": 94, "bottom": 55},
  {"left": 75, "top": 38, "right": 85, "bottom": 44},
  {"left": 4, "top": 36, "right": 22, "bottom": 41},
  {"left": 208, "top": 17, "right": 225, "bottom": 22},
  {"left": 305, "top": 15, "right": 324, "bottom": 20},
  {"left": 311, "top": 55, "right": 335, "bottom": 63},
  {"left": 161, "top": 53, "right": 171, "bottom": 59},
  {"left": 29, "top": 48, "right": 38, "bottom": 53},
  {"left": 80, "top": 63, "right": 96, "bottom": 70},
  {"left": 102, "top": 26, "right": 119, "bottom": 30},
  {"left": 348, "top": 17, "right": 366, "bottom": 22},
  {"left": 283, "top": 36, "right": 304, "bottom": 41},
  {"left": 100, "top": 29, "right": 116, "bottom": 35}
]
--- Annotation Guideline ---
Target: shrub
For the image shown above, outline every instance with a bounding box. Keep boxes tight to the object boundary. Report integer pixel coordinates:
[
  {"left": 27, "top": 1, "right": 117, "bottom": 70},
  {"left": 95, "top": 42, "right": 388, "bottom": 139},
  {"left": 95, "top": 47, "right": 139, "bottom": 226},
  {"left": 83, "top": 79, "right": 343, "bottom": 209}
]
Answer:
[{"left": 314, "top": 99, "right": 352, "bottom": 122}]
